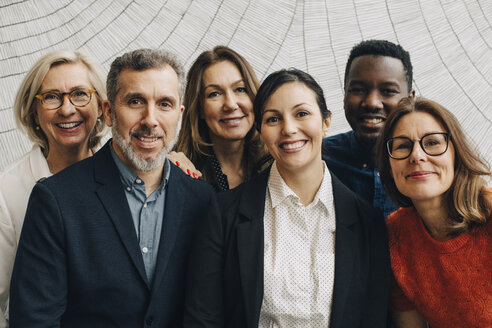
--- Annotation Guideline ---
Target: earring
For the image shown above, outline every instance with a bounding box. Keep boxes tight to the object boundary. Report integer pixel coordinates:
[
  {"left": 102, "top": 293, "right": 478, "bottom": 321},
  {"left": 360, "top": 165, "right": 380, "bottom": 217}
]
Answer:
[{"left": 35, "top": 125, "right": 40, "bottom": 131}]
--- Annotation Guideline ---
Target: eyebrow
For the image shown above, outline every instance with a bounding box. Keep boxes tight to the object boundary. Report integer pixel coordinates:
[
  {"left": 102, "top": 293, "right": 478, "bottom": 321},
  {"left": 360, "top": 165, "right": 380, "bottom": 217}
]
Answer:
[
  {"left": 204, "top": 79, "right": 245, "bottom": 90},
  {"left": 348, "top": 80, "right": 402, "bottom": 88},
  {"left": 39, "top": 85, "right": 91, "bottom": 93},
  {"left": 263, "top": 103, "right": 311, "bottom": 113}
]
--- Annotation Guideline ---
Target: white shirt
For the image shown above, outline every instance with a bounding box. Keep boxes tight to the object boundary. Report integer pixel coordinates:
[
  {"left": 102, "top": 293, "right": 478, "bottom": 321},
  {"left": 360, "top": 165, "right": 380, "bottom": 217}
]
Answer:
[
  {"left": 0, "top": 145, "right": 51, "bottom": 327},
  {"left": 259, "top": 162, "right": 336, "bottom": 328}
]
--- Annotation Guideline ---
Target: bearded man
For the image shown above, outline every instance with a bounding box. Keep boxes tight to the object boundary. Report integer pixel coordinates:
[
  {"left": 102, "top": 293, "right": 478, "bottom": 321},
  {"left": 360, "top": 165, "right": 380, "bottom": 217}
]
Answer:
[{"left": 10, "top": 49, "right": 214, "bottom": 328}]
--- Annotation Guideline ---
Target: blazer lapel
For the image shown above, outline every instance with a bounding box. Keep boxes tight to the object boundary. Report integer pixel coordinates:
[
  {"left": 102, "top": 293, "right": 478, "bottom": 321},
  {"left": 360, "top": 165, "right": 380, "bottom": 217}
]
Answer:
[
  {"left": 94, "top": 142, "right": 149, "bottom": 287},
  {"left": 151, "top": 164, "right": 184, "bottom": 292},
  {"left": 236, "top": 169, "right": 270, "bottom": 328},
  {"left": 330, "top": 174, "right": 359, "bottom": 328}
]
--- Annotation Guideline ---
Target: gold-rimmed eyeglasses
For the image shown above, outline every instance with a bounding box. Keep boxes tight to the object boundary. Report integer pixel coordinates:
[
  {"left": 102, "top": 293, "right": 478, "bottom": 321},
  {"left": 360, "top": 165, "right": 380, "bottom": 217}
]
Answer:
[
  {"left": 35, "top": 88, "right": 96, "bottom": 110},
  {"left": 386, "top": 132, "right": 450, "bottom": 160}
]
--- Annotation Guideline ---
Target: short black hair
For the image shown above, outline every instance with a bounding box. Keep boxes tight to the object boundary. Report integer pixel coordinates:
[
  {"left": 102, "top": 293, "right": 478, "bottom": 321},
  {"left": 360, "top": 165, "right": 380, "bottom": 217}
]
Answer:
[
  {"left": 344, "top": 39, "right": 413, "bottom": 91},
  {"left": 254, "top": 68, "right": 330, "bottom": 131}
]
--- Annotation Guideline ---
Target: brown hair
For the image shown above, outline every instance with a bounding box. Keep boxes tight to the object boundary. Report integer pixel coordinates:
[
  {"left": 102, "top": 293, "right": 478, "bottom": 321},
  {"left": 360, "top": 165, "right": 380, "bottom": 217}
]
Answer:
[
  {"left": 376, "top": 97, "right": 491, "bottom": 235},
  {"left": 174, "top": 46, "right": 270, "bottom": 184},
  {"left": 14, "top": 50, "right": 107, "bottom": 155}
]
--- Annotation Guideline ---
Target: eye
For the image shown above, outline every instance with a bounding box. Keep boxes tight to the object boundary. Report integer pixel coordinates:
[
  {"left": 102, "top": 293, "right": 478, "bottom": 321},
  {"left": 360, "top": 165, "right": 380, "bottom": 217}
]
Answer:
[
  {"left": 207, "top": 91, "right": 220, "bottom": 98},
  {"left": 381, "top": 88, "right": 399, "bottom": 96},
  {"left": 347, "top": 86, "right": 365, "bottom": 94},
  {"left": 43, "top": 93, "right": 60, "bottom": 101},
  {"left": 296, "top": 111, "right": 309, "bottom": 118},
  {"left": 236, "top": 87, "right": 247, "bottom": 93},
  {"left": 264, "top": 116, "right": 279, "bottom": 124},
  {"left": 129, "top": 98, "right": 143, "bottom": 106},
  {"left": 72, "top": 90, "right": 89, "bottom": 98},
  {"left": 158, "top": 101, "right": 172, "bottom": 110}
]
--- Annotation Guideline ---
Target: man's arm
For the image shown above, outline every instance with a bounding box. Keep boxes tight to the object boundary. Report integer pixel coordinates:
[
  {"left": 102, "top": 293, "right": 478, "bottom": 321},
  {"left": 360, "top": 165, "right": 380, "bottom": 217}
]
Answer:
[
  {"left": 184, "top": 195, "right": 225, "bottom": 327},
  {"left": 9, "top": 183, "right": 67, "bottom": 327}
]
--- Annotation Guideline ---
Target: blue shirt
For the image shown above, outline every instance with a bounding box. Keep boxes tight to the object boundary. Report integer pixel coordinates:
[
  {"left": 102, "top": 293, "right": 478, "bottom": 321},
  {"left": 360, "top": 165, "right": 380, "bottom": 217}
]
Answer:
[
  {"left": 322, "top": 130, "right": 397, "bottom": 218},
  {"left": 110, "top": 145, "right": 170, "bottom": 284}
]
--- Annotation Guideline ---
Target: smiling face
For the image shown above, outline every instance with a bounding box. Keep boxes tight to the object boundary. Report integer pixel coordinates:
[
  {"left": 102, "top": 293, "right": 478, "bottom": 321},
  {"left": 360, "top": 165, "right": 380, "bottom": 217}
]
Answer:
[
  {"left": 260, "top": 82, "right": 331, "bottom": 178},
  {"left": 35, "top": 62, "right": 101, "bottom": 156},
  {"left": 344, "top": 55, "right": 412, "bottom": 150},
  {"left": 104, "top": 66, "right": 183, "bottom": 173},
  {"left": 201, "top": 60, "right": 254, "bottom": 144},
  {"left": 389, "top": 112, "right": 455, "bottom": 207}
]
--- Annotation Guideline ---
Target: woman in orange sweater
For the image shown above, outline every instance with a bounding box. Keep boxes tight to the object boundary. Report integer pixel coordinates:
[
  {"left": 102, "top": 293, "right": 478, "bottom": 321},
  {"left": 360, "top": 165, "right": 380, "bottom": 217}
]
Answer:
[{"left": 376, "top": 97, "right": 491, "bottom": 328}]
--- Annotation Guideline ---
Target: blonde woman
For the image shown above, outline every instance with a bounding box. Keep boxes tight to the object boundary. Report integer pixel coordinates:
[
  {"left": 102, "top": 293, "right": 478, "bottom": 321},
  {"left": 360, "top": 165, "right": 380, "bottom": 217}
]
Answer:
[{"left": 0, "top": 50, "right": 106, "bottom": 326}]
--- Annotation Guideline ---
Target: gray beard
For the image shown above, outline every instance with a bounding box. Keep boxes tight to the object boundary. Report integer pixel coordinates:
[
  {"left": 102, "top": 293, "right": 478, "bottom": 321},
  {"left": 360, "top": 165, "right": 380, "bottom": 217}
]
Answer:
[{"left": 112, "top": 113, "right": 181, "bottom": 172}]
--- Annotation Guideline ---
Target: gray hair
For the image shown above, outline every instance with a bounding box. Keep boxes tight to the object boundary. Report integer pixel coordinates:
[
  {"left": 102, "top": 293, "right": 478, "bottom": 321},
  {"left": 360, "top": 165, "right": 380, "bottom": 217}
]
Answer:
[
  {"left": 106, "top": 49, "right": 186, "bottom": 105},
  {"left": 14, "top": 49, "right": 107, "bottom": 155}
]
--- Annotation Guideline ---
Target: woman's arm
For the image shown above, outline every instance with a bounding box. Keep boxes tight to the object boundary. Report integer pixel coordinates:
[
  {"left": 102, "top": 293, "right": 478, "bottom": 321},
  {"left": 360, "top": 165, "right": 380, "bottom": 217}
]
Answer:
[{"left": 392, "top": 309, "right": 428, "bottom": 328}]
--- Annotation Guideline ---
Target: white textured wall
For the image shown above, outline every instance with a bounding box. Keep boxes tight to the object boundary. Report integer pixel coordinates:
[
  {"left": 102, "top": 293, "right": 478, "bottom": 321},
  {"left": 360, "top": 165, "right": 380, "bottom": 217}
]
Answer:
[{"left": 0, "top": 0, "right": 491, "bottom": 170}]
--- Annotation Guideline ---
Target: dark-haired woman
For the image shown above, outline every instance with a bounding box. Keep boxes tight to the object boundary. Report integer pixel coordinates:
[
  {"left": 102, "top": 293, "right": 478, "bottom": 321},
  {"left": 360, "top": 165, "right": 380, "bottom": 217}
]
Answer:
[
  {"left": 376, "top": 97, "right": 492, "bottom": 327},
  {"left": 174, "top": 46, "right": 270, "bottom": 192},
  {"left": 185, "top": 69, "right": 390, "bottom": 328}
]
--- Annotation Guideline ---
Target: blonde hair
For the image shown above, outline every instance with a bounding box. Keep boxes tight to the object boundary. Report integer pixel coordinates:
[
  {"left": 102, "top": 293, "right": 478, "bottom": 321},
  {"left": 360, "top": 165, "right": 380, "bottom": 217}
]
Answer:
[
  {"left": 174, "top": 46, "right": 270, "bottom": 184},
  {"left": 14, "top": 49, "right": 107, "bottom": 155},
  {"left": 376, "top": 97, "right": 491, "bottom": 235}
]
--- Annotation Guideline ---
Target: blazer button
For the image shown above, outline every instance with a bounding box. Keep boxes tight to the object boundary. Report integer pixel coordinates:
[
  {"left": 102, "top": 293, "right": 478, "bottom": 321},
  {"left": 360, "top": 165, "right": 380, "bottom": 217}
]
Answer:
[{"left": 146, "top": 316, "right": 154, "bottom": 325}]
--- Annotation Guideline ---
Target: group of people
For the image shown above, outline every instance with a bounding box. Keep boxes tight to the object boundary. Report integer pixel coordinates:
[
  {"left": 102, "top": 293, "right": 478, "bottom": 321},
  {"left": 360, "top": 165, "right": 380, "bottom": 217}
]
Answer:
[{"left": 0, "top": 39, "right": 489, "bottom": 328}]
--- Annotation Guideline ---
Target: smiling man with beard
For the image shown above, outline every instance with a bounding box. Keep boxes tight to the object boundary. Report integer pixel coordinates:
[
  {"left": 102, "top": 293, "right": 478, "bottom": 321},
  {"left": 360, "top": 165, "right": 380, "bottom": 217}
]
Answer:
[
  {"left": 9, "top": 49, "right": 214, "bottom": 328},
  {"left": 322, "top": 40, "right": 415, "bottom": 218}
]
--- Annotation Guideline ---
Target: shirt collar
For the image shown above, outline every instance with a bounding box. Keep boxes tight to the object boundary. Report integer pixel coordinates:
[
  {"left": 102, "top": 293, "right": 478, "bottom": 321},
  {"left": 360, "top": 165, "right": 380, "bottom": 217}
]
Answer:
[
  {"left": 110, "top": 141, "right": 170, "bottom": 194},
  {"left": 268, "top": 161, "right": 333, "bottom": 212}
]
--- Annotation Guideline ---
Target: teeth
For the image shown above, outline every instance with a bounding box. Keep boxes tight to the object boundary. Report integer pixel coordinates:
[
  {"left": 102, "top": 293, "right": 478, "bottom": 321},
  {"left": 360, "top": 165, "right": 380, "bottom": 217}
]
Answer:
[
  {"left": 56, "top": 122, "right": 81, "bottom": 129},
  {"left": 137, "top": 136, "right": 159, "bottom": 142},
  {"left": 362, "top": 118, "right": 383, "bottom": 124},
  {"left": 221, "top": 118, "right": 241, "bottom": 123},
  {"left": 281, "top": 141, "right": 305, "bottom": 150}
]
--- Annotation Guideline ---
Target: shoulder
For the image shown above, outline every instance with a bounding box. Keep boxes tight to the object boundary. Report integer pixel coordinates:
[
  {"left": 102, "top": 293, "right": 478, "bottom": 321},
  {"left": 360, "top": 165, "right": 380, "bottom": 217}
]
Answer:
[
  {"left": 323, "top": 130, "right": 354, "bottom": 149},
  {"left": 170, "top": 164, "right": 215, "bottom": 196},
  {"left": 386, "top": 207, "right": 419, "bottom": 245},
  {"left": 0, "top": 146, "right": 48, "bottom": 194}
]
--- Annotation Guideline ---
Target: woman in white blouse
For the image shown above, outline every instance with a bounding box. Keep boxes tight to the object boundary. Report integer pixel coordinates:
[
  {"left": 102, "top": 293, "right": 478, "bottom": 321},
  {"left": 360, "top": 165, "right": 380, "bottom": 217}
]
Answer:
[
  {"left": 185, "top": 69, "right": 390, "bottom": 328},
  {"left": 0, "top": 50, "right": 107, "bottom": 326}
]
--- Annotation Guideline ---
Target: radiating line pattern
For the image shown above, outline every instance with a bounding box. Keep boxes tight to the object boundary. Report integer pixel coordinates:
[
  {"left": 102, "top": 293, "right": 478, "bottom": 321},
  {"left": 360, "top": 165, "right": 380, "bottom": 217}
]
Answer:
[{"left": 0, "top": 0, "right": 491, "bottom": 170}]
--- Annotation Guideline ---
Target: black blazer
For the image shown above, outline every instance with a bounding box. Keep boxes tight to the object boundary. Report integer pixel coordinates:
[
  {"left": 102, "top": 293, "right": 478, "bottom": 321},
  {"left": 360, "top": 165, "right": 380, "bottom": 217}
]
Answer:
[
  {"left": 10, "top": 141, "right": 214, "bottom": 328},
  {"left": 185, "top": 167, "right": 390, "bottom": 328}
]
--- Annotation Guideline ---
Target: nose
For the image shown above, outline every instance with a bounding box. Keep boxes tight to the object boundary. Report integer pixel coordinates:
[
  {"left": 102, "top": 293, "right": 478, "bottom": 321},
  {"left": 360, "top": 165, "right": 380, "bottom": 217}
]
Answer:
[
  {"left": 281, "top": 117, "right": 297, "bottom": 135},
  {"left": 57, "top": 94, "right": 76, "bottom": 116},
  {"left": 223, "top": 91, "right": 238, "bottom": 112},
  {"left": 363, "top": 90, "right": 383, "bottom": 110},
  {"left": 141, "top": 104, "right": 159, "bottom": 128},
  {"left": 408, "top": 141, "right": 426, "bottom": 164}
]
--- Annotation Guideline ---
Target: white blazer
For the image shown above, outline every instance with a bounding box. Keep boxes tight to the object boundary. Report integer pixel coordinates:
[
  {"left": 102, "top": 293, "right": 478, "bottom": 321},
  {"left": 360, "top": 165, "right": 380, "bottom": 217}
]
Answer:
[{"left": 0, "top": 145, "right": 51, "bottom": 327}]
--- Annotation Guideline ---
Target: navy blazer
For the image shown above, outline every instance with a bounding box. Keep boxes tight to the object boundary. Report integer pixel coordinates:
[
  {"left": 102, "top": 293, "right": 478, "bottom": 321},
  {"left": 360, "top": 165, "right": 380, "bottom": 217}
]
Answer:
[
  {"left": 10, "top": 141, "right": 214, "bottom": 328},
  {"left": 185, "top": 167, "right": 390, "bottom": 328}
]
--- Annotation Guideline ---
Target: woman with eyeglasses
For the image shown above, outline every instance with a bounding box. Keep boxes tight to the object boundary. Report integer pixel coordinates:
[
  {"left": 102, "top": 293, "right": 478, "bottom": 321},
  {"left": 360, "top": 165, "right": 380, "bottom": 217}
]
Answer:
[
  {"left": 0, "top": 50, "right": 107, "bottom": 326},
  {"left": 376, "top": 97, "right": 492, "bottom": 328}
]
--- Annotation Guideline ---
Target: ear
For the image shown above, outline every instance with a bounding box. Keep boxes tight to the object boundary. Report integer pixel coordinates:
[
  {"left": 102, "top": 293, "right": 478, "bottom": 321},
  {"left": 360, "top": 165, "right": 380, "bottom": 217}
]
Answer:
[
  {"left": 322, "top": 114, "right": 332, "bottom": 138},
  {"left": 180, "top": 105, "right": 185, "bottom": 113},
  {"left": 102, "top": 100, "right": 113, "bottom": 127},
  {"left": 409, "top": 89, "right": 416, "bottom": 99}
]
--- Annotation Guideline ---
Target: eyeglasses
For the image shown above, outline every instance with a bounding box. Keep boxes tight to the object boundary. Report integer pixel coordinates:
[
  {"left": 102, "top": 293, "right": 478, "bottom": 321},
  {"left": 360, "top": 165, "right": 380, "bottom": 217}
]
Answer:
[
  {"left": 35, "top": 89, "right": 96, "bottom": 110},
  {"left": 386, "top": 132, "right": 450, "bottom": 160}
]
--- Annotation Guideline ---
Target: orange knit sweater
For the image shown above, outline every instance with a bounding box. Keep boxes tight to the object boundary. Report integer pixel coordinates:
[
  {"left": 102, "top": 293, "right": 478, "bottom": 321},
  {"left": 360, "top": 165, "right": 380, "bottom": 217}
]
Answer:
[{"left": 387, "top": 206, "right": 492, "bottom": 328}]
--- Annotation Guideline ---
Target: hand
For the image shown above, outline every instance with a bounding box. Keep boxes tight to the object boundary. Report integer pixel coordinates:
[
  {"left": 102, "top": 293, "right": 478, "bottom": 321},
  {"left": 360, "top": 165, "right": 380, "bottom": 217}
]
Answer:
[{"left": 168, "top": 151, "right": 202, "bottom": 179}]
